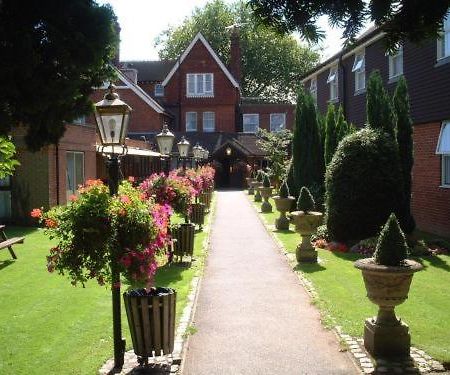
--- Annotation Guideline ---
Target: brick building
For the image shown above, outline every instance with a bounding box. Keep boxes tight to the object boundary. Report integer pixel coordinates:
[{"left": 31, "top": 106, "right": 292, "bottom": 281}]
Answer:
[{"left": 301, "top": 16, "right": 450, "bottom": 236}]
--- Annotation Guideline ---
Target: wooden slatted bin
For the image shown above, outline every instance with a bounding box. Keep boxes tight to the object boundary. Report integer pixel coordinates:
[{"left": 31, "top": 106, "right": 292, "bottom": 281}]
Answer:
[
  {"left": 171, "top": 223, "right": 195, "bottom": 258},
  {"left": 189, "top": 203, "right": 205, "bottom": 229},
  {"left": 199, "top": 191, "right": 212, "bottom": 210},
  {"left": 123, "top": 287, "right": 176, "bottom": 360}
]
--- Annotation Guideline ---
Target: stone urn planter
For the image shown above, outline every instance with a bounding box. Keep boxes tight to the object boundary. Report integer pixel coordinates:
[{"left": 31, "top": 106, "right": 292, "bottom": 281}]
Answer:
[
  {"left": 290, "top": 211, "right": 323, "bottom": 263},
  {"left": 253, "top": 182, "right": 262, "bottom": 202},
  {"left": 258, "top": 186, "right": 273, "bottom": 212},
  {"left": 246, "top": 177, "right": 256, "bottom": 195},
  {"left": 189, "top": 202, "right": 205, "bottom": 230},
  {"left": 273, "top": 195, "right": 295, "bottom": 230},
  {"left": 170, "top": 223, "right": 195, "bottom": 260},
  {"left": 123, "top": 287, "right": 176, "bottom": 365}
]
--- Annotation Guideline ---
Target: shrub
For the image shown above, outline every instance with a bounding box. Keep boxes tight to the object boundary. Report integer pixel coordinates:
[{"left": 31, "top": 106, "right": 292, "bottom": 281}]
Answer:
[
  {"left": 311, "top": 224, "right": 329, "bottom": 242},
  {"left": 325, "top": 128, "right": 403, "bottom": 242},
  {"left": 297, "top": 186, "right": 315, "bottom": 213},
  {"left": 374, "top": 213, "right": 409, "bottom": 266},
  {"left": 279, "top": 180, "right": 290, "bottom": 198},
  {"left": 262, "top": 173, "right": 271, "bottom": 187}
]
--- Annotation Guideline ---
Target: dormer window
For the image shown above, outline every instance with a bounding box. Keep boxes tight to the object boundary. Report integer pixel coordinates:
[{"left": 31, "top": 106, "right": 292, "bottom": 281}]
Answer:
[
  {"left": 327, "top": 66, "right": 338, "bottom": 101},
  {"left": 389, "top": 46, "right": 403, "bottom": 79},
  {"left": 154, "top": 84, "right": 164, "bottom": 97},
  {"left": 437, "top": 11, "right": 450, "bottom": 60},
  {"left": 186, "top": 73, "right": 214, "bottom": 97},
  {"left": 352, "top": 51, "right": 365, "bottom": 92}
]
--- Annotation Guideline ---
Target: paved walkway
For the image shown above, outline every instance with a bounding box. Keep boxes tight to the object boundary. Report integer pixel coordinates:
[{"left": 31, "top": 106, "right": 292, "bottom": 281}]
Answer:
[{"left": 182, "top": 191, "right": 358, "bottom": 375}]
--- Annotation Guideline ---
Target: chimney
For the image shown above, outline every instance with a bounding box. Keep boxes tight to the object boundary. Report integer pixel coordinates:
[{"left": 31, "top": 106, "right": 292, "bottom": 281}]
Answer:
[{"left": 230, "top": 28, "right": 241, "bottom": 84}]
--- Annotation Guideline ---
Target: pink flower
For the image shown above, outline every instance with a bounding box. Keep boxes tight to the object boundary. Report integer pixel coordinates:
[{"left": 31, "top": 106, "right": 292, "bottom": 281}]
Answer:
[
  {"left": 120, "top": 195, "right": 131, "bottom": 204},
  {"left": 30, "top": 208, "right": 42, "bottom": 218}
]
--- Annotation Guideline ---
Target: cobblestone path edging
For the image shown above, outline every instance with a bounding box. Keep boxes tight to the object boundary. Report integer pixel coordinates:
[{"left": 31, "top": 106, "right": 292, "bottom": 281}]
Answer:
[
  {"left": 250, "top": 195, "right": 448, "bottom": 375},
  {"left": 99, "top": 197, "right": 216, "bottom": 375}
]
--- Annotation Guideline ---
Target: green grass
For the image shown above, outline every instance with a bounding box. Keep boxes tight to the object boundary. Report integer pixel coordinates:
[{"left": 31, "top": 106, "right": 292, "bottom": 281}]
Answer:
[
  {"left": 250, "top": 195, "right": 450, "bottom": 364},
  {"left": 0, "top": 202, "right": 213, "bottom": 375}
]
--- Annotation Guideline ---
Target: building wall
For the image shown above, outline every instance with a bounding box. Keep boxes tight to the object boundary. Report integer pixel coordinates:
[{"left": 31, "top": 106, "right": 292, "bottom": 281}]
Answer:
[
  {"left": 412, "top": 122, "right": 450, "bottom": 237},
  {"left": 241, "top": 103, "right": 295, "bottom": 131},
  {"left": 181, "top": 105, "right": 236, "bottom": 133}
]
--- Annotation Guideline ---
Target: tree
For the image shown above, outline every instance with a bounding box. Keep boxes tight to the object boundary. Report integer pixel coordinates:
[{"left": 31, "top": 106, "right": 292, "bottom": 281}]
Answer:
[
  {"left": 256, "top": 128, "right": 293, "bottom": 187},
  {"left": 290, "top": 87, "right": 323, "bottom": 200},
  {"left": 0, "top": 136, "right": 19, "bottom": 178},
  {"left": 0, "top": 0, "right": 119, "bottom": 151},
  {"left": 366, "top": 71, "right": 395, "bottom": 137},
  {"left": 324, "top": 104, "right": 337, "bottom": 166},
  {"left": 248, "top": 0, "right": 450, "bottom": 51},
  {"left": 393, "top": 76, "right": 415, "bottom": 233},
  {"left": 155, "top": 0, "right": 319, "bottom": 102}
]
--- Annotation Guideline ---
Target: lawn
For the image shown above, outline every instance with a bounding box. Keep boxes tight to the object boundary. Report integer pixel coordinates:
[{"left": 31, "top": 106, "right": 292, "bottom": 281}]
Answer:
[
  {"left": 250, "top": 195, "right": 450, "bottom": 364},
  {"left": 0, "top": 202, "right": 212, "bottom": 375}
]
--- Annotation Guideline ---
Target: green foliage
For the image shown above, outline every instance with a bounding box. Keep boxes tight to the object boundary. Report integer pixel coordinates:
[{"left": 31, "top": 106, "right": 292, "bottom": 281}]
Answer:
[
  {"left": 366, "top": 71, "right": 395, "bottom": 137},
  {"left": 324, "top": 104, "right": 337, "bottom": 166},
  {"left": 248, "top": 0, "right": 450, "bottom": 51},
  {"left": 335, "top": 106, "right": 351, "bottom": 143},
  {"left": 374, "top": 213, "right": 409, "bottom": 266},
  {"left": 155, "top": 0, "right": 319, "bottom": 101},
  {"left": 297, "top": 186, "right": 315, "bottom": 213},
  {"left": 325, "top": 128, "right": 403, "bottom": 242},
  {"left": 256, "top": 128, "right": 293, "bottom": 185},
  {"left": 0, "top": 136, "right": 20, "bottom": 178},
  {"left": 393, "top": 76, "right": 415, "bottom": 233},
  {"left": 256, "top": 170, "right": 263, "bottom": 182},
  {"left": 0, "top": 0, "right": 119, "bottom": 151},
  {"left": 291, "top": 87, "right": 323, "bottom": 201},
  {"left": 262, "top": 173, "right": 271, "bottom": 187},
  {"left": 279, "top": 180, "right": 290, "bottom": 198}
]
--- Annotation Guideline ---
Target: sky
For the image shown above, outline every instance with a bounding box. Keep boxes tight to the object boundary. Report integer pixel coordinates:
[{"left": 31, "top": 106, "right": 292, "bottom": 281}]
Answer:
[{"left": 97, "top": 0, "right": 360, "bottom": 62}]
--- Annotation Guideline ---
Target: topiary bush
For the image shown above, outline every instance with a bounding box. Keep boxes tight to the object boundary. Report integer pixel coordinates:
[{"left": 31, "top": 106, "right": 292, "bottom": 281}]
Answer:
[
  {"left": 279, "top": 180, "right": 290, "bottom": 198},
  {"left": 325, "top": 128, "right": 403, "bottom": 242},
  {"left": 256, "top": 170, "right": 263, "bottom": 182},
  {"left": 374, "top": 213, "right": 409, "bottom": 266},
  {"left": 297, "top": 186, "right": 315, "bottom": 213},
  {"left": 262, "top": 173, "right": 271, "bottom": 188}
]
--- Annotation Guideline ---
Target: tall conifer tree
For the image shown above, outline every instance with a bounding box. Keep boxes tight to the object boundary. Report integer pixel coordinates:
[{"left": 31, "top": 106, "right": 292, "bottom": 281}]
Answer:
[{"left": 324, "top": 104, "right": 337, "bottom": 166}]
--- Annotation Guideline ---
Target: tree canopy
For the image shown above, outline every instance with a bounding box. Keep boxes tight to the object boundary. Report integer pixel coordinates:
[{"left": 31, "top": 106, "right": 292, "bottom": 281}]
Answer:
[
  {"left": 155, "top": 0, "right": 319, "bottom": 102},
  {"left": 248, "top": 0, "right": 450, "bottom": 51},
  {"left": 0, "top": 0, "right": 119, "bottom": 151}
]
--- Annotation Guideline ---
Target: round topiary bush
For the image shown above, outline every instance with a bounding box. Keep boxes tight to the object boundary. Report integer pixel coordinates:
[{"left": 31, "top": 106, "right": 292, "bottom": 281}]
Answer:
[{"left": 325, "top": 128, "right": 403, "bottom": 242}]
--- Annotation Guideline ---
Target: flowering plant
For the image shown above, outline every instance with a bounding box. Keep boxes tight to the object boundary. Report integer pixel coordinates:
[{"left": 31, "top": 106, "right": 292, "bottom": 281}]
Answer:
[
  {"left": 32, "top": 179, "right": 170, "bottom": 288},
  {"left": 198, "top": 166, "right": 215, "bottom": 191}
]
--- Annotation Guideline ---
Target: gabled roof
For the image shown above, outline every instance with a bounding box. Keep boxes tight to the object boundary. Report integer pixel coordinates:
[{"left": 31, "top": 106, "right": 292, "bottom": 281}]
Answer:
[
  {"left": 120, "top": 60, "right": 176, "bottom": 82},
  {"left": 161, "top": 32, "right": 240, "bottom": 89},
  {"left": 114, "top": 68, "right": 170, "bottom": 116}
]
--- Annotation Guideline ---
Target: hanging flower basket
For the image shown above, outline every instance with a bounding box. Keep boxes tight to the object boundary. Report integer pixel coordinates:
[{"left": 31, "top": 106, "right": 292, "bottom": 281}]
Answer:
[{"left": 123, "top": 287, "right": 176, "bottom": 363}]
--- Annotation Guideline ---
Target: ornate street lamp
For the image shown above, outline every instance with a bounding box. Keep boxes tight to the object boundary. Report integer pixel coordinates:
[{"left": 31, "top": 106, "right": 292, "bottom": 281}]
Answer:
[
  {"left": 192, "top": 143, "right": 203, "bottom": 168},
  {"left": 155, "top": 124, "right": 175, "bottom": 174},
  {"left": 177, "top": 136, "right": 190, "bottom": 171},
  {"left": 94, "top": 83, "right": 132, "bottom": 370}
]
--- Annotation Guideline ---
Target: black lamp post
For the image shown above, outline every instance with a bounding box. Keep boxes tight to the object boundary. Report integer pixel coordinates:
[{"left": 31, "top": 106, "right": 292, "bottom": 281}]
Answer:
[
  {"left": 156, "top": 124, "right": 175, "bottom": 174},
  {"left": 94, "top": 83, "right": 131, "bottom": 370},
  {"left": 177, "top": 136, "right": 190, "bottom": 171}
]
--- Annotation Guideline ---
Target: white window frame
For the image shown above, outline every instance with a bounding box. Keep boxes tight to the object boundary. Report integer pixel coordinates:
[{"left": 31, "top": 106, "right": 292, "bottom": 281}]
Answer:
[
  {"left": 436, "top": 121, "right": 450, "bottom": 187},
  {"left": 270, "top": 113, "right": 286, "bottom": 132},
  {"left": 437, "top": 11, "right": 450, "bottom": 60},
  {"left": 154, "top": 84, "right": 164, "bottom": 97},
  {"left": 203, "top": 112, "right": 215, "bottom": 132},
  {"left": 309, "top": 77, "right": 317, "bottom": 103},
  {"left": 327, "top": 66, "right": 339, "bottom": 101},
  {"left": 186, "top": 73, "right": 214, "bottom": 97},
  {"left": 66, "top": 151, "right": 84, "bottom": 199},
  {"left": 72, "top": 115, "right": 86, "bottom": 125},
  {"left": 352, "top": 51, "right": 365, "bottom": 92},
  {"left": 389, "top": 46, "right": 404, "bottom": 79},
  {"left": 243, "top": 114, "right": 259, "bottom": 133},
  {"left": 186, "top": 112, "right": 197, "bottom": 132}
]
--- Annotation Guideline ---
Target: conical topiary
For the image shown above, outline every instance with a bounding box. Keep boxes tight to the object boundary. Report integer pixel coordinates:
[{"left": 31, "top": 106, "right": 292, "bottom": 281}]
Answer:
[
  {"left": 262, "top": 173, "right": 271, "bottom": 188},
  {"left": 279, "top": 180, "right": 290, "bottom": 198},
  {"left": 373, "top": 213, "right": 409, "bottom": 266},
  {"left": 297, "top": 186, "right": 315, "bottom": 213}
]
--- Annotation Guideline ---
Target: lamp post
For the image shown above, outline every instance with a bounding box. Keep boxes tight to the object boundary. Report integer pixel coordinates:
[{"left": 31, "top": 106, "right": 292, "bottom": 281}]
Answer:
[
  {"left": 155, "top": 124, "right": 175, "bottom": 174},
  {"left": 94, "top": 83, "right": 131, "bottom": 370},
  {"left": 192, "top": 143, "right": 203, "bottom": 169},
  {"left": 177, "top": 136, "right": 190, "bottom": 171}
]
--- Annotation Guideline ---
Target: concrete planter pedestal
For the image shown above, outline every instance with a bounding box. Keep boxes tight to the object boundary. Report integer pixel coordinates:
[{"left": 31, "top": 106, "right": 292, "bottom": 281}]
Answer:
[
  {"left": 246, "top": 178, "right": 256, "bottom": 195},
  {"left": 253, "top": 182, "right": 263, "bottom": 202},
  {"left": 258, "top": 186, "right": 273, "bottom": 212},
  {"left": 273, "top": 196, "right": 295, "bottom": 230},
  {"left": 290, "top": 211, "right": 323, "bottom": 263}
]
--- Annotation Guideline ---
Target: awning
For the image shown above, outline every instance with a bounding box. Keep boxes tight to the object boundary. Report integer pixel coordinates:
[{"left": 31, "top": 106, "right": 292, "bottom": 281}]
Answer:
[{"left": 96, "top": 145, "right": 161, "bottom": 157}]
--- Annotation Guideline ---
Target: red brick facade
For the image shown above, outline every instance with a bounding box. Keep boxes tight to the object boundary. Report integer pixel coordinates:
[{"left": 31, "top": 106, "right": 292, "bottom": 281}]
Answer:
[
  {"left": 241, "top": 103, "right": 295, "bottom": 132},
  {"left": 411, "top": 122, "right": 450, "bottom": 237}
]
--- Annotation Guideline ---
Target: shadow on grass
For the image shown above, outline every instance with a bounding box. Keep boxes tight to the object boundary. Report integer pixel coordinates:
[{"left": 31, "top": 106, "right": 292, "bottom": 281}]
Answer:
[
  {"left": 5, "top": 226, "right": 39, "bottom": 237},
  {"left": 293, "top": 262, "right": 326, "bottom": 273},
  {"left": 154, "top": 261, "right": 191, "bottom": 285},
  {"left": 0, "top": 259, "right": 14, "bottom": 271},
  {"left": 273, "top": 229, "right": 295, "bottom": 234},
  {"left": 413, "top": 255, "right": 450, "bottom": 272},
  {"left": 328, "top": 250, "right": 364, "bottom": 262}
]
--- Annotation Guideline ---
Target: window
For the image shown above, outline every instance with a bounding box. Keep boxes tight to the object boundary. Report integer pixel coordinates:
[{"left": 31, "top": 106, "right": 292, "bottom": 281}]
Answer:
[
  {"left": 186, "top": 73, "right": 214, "bottom": 97},
  {"left": 352, "top": 51, "right": 365, "bottom": 92},
  {"left": 203, "top": 112, "right": 215, "bottom": 132},
  {"left": 436, "top": 121, "right": 450, "bottom": 186},
  {"left": 154, "top": 84, "right": 164, "bottom": 97},
  {"left": 243, "top": 114, "right": 259, "bottom": 133},
  {"left": 66, "top": 151, "right": 84, "bottom": 200},
  {"left": 327, "top": 66, "right": 338, "bottom": 101},
  {"left": 186, "top": 112, "right": 197, "bottom": 131},
  {"left": 309, "top": 77, "right": 317, "bottom": 103},
  {"left": 389, "top": 46, "right": 404, "bottom": 78},
  {"left": 437, "top": 11, "right": 450, "bottom": 59},
  {"left": 72, "top": 116, "right": 86, "bottom": 125},
  {"left": 270, "top": 113, "right": 286, "bottom": 132}
]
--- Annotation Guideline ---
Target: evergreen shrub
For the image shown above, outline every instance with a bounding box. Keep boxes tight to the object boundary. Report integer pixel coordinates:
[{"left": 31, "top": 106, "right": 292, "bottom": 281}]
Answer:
[
  {"left": 297, "top": 186, "right": 315, "bottom": 213},
  {"left": 374, "top": 213, "right": 409, "bottom": 266},
  {"left": 279, "top": 180, "right": 290, "bottom": 198}
]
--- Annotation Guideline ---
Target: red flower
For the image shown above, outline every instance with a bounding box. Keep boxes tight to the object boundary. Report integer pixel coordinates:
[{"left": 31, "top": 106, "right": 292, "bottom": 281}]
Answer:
[
  {"left": 128, "top": 176, "right": 135, "bottom": 183},
  {"left": 30, "top": 208, "right": 42, "bottom": 218},
  {"left": 45, "top": 218, "right": 58, "bottom": 228},
  {"left": 68, "top": 194, "right": 78, "bottom": 202},
  {"left": 120, "top": 195, "right": 131, "bottom": 205}
]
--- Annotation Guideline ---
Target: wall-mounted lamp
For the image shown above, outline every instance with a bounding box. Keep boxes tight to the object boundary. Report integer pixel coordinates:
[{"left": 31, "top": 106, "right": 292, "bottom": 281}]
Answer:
[{"left": 226, "top": 147, "right": 232, "bottom": 156}]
